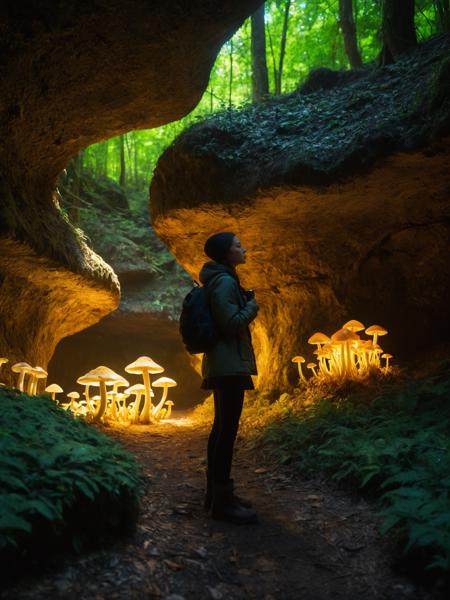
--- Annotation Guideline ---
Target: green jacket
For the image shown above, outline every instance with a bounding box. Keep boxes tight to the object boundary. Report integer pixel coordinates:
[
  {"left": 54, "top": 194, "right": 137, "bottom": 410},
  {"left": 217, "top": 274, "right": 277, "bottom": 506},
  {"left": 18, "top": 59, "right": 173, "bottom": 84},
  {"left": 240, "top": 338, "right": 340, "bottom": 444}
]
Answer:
[{"left": 199, "top": 261, "right": 258, "bottom": 378}]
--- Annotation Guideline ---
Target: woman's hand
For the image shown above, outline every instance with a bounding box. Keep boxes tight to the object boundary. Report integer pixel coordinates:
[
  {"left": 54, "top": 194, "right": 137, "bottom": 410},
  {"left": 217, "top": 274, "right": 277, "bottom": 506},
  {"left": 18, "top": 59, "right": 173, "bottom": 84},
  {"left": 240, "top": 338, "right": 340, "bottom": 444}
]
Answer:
[{"left": 247, "top": 299, "right": 259, "bottom": 313}]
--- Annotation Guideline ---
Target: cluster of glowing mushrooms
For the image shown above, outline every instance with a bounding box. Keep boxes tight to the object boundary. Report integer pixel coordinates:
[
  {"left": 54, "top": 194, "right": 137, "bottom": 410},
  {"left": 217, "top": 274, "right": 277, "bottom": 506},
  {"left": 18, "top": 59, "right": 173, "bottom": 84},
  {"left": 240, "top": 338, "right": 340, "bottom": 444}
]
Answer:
[
  {"left": 292, "top": 321, "right": 393, "bottom": 384},
  {"left": 0, "top": 356, "right": 177, "bottom": 424}
]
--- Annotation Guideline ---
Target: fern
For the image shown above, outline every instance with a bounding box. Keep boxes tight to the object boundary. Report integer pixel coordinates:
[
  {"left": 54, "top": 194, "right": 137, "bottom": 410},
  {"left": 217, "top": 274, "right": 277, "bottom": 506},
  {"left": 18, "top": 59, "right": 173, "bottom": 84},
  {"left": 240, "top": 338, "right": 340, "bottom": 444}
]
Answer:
[
  {"left": 261, "top": 363, "right": 450, "bottom": 572},
  {"left": 0, "top": 388, "right": 142, "bottom": 560}
]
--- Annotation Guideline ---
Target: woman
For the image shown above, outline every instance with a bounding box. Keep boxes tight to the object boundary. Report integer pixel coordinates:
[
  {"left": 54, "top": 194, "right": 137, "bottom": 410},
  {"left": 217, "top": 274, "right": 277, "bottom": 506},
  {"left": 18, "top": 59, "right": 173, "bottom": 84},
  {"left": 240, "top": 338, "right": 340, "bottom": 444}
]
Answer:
[{"left": 199, "top": 231, "right": 259, "bottom": 524}]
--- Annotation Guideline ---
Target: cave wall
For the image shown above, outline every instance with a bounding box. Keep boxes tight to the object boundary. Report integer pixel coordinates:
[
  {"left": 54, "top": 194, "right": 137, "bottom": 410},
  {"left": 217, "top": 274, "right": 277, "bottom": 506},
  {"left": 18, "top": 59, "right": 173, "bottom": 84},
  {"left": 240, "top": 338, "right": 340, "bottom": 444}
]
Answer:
[
  {"left": 0, "top": 0, "right": 263, "bottom": 379},
  {"left": 151, "top": 144, "right": 450, "bottom": 392}
]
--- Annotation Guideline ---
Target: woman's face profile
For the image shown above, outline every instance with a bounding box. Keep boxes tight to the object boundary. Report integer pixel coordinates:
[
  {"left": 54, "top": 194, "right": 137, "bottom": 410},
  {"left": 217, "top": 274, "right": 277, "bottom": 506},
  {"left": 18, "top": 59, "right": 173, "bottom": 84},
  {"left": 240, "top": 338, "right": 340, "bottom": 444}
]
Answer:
[{"left": 226, "top": 236, "right": 246, "bottom": 266}]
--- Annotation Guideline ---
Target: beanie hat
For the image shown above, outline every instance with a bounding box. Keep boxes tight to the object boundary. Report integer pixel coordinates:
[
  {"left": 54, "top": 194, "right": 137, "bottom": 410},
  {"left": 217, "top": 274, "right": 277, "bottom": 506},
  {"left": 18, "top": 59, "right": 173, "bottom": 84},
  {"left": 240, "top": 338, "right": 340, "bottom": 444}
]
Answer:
[{"left": 204, "top": 232, "right": 236, "bottom": 263}]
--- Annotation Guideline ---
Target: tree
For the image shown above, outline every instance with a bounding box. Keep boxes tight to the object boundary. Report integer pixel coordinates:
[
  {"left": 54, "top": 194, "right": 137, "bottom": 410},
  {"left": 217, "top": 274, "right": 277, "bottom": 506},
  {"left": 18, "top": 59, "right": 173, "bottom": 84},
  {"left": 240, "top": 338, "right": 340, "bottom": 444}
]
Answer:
[
  {"left": 380, "top": 0, "right": 417, "bottom": 65},
  {"left": 435, "top": 0, "right": 450, "bottom": 31},
  {"left": 251, "top": 3, "right": 270, "bottom": 102},
  {"left": 275, "top": 0, "right": 291, "bottom": 94},
  {"left": 339, "top": 0, "right": 362, "bottom": 68},
  {"left": 119, "top": 134, "right": 126, "bottom": 188}
]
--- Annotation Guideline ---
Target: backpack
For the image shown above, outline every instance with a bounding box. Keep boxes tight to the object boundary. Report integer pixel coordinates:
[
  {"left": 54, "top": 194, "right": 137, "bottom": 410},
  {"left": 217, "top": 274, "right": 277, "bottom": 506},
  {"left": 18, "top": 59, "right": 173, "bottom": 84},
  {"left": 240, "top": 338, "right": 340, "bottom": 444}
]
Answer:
[{"left": 179, "top": 280, "right": 219, "bottom": 354}]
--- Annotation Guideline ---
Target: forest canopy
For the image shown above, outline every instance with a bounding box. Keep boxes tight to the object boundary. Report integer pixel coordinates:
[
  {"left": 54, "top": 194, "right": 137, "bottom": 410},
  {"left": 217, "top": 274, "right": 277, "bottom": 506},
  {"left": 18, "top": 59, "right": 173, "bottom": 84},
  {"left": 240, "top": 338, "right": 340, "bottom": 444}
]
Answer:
[{"left": 67, "top": 0, "right": 447, "bottom": 199}]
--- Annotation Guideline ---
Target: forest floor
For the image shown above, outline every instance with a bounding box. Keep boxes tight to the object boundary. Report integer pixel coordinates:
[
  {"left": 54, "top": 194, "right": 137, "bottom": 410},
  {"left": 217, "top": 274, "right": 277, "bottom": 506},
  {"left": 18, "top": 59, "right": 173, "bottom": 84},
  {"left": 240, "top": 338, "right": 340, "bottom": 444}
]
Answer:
[{"left": 0, "top": 413, "right": 437, "bottom": 600}]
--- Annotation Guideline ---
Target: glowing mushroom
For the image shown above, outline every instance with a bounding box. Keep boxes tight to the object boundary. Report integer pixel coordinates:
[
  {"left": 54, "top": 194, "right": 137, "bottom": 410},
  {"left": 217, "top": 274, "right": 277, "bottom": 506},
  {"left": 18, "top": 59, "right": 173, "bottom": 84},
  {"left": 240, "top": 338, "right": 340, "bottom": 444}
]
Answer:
[
  {"left": 152, "top": 377, "right": 177, "bottom": 419},
  {"left": 331, "top": 328, "right": 359, "bottom": 377},
  {"left": 308, "top": 332, "right": 331, "bottom": 348},
  {"left": 365, "top": 325, "right": 388, "bottom": 347},
  {"left": 124, "top": 383, "right": 146, "bottom": 424},
  {"left": 11, "top": 362, "right": 33, "bottom": 391},
  {"left": 45, "top": 383, "right": 64, "bottom": 401},
  {"left": 307, "top": 362, "right": 318, "bottom": 378},
  {"left": 79, "top": 366, "right": 123, "bottom": 422},
  {"left": 29, "top": 366, "right": 48, "bottom": 395},
  {"left": 108, "top": 376, "right": 130, "bottom": 421},
  {"left": 291, "top": 356, "right": 307, "bottom": 384},
  {"left": 342, "top": 320, "right": 365, "bottom": 333},
  {"left": 76, "top": 372, "right": 97, "bottom": 413},
  {"left": 382, "top": 353, "right": 393, "bottom": 371},
  {"left": 125, "top": 356, "right": 164, "bottom": 424},
  {"left": 67, "top": 391, "right": 80, "bottom": 410},
  {"left": 164, "top": 400, "right": 174, "bottom": 419}
]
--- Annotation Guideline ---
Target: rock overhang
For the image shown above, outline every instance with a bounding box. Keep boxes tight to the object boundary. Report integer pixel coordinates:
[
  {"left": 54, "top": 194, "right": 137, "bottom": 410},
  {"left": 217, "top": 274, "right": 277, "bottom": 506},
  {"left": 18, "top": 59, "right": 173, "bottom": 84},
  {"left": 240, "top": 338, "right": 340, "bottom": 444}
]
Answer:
[
  {"left": 0, "top": 0, "right": 264, "bottom": 381},
  {"left": 150, "top": 34, "right": 450, "bottom": 391}
]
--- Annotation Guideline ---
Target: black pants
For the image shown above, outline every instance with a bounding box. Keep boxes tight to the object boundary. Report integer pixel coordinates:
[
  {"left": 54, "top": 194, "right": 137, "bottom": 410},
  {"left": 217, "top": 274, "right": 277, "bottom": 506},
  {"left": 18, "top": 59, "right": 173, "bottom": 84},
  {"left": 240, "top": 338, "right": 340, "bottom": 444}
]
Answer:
[{"left": 207, "top": 387, "right": 245, "bottom": 483}]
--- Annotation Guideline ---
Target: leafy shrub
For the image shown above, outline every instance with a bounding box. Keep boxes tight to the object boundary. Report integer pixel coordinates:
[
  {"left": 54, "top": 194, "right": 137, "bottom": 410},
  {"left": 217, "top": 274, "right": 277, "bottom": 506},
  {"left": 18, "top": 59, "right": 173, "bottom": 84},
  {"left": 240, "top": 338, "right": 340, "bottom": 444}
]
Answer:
[
  {"left": 261, "top": 362, "right": 450, "bottom": 572},
  {"left": 0, "top": 388, "right": 141, "bottom": 564}
]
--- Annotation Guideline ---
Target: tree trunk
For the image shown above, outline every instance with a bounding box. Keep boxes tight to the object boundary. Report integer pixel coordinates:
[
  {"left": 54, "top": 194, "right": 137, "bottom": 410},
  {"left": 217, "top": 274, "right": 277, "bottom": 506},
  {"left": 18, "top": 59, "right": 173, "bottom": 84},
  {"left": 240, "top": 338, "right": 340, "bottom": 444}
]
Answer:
[
  {"left": 133, "top": 132, "right": 138, "bottom": 189},
  {"left": 251, "top": 3, "right": 269, "bottom": 102},
  {"left": 119, "top": 134, "right": 126, "bottom": 188},
  {"left": 228, "top": 39, "right": 234, "bottom": 107},
  {"left": 339, "top": 0, "right": 362, "bottom": 68},
  {"left": 436, "top": 0, "right": 450, "bottom": 32},
  {"left": 275, "top": 0, "right": 291, "bottom": 94},
  {"left": 380, "top": 0, "right": 417, "bottom": 65}
]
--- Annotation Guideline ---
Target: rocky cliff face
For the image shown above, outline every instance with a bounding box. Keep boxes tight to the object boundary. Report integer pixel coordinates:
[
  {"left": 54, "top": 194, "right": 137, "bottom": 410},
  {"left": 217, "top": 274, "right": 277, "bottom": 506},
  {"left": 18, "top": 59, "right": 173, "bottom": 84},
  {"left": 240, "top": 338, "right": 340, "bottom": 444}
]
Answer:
[
  {"left": 151, "top": 34, "right": 450, "bottom": 392},
  {"left": 0, "top": 0, "right": 262, "bottom": 381}
]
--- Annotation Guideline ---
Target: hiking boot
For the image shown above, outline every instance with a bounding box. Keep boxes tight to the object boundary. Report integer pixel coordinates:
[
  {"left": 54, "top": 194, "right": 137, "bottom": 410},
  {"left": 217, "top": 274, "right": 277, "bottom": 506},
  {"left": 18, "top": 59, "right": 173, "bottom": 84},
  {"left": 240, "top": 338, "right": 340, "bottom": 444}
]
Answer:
[
  {"left": 210, "top": 480, "right": 258, "bottom": 524},
  {"left": 204, "top": 472, "right": 253, "bottom": 511}
]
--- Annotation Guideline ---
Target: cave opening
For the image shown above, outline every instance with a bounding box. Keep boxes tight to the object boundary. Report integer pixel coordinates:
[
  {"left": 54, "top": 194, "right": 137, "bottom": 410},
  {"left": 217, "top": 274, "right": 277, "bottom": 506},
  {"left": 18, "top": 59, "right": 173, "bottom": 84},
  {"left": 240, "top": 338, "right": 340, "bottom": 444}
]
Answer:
[{"left": 46, "top": 142, "right": 207, "bottom": 414}]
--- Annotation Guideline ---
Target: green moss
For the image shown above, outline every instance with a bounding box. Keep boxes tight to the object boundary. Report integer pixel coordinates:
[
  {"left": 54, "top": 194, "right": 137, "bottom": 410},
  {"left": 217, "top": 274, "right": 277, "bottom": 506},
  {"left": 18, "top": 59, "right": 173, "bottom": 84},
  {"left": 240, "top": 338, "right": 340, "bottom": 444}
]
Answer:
[
  {"left": 0, "top": 387, "right": 141, "bottom": 568},
  {"left": 156, "top": 34, "right": 450, "bottom": 209}
]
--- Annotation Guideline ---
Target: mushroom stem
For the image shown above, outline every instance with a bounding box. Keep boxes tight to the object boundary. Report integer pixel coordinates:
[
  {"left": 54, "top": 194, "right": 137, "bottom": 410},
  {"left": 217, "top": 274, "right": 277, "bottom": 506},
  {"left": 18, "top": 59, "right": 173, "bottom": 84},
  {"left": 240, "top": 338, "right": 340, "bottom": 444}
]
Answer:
[
  {"left": 17, "top": 371, "right": 26, "bottom": 391},
  {"left": 27, "top": 375, "right": 35, "bottom": 395},
  {"left": 140, "top": 371, "right": 153, "bottom": 424},
  {"left": 131, "top": 391, "right": 144, "bottom": 424},
  {"left": 152, "top": 387, "right": 168, "bottom": 419},
  {"left": 84, "top": 384, "right": 95, "bottom": 414},
  {"left": 92, "top": 380, "right": 107, "bottom": 422},
  {"left": 297, "top": 363, "right": 307, "bottom": 383}
]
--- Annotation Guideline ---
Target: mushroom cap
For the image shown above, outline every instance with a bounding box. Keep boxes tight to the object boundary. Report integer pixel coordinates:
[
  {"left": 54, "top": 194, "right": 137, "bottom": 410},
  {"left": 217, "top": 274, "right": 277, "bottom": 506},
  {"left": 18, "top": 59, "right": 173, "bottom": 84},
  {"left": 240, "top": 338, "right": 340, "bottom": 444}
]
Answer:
[
  {"left": 165, "top": 400, "right": 174, "bottom": 406},
  {"left": 308, "top": 332, "right": 331, "bottom": 345},
  {"left": 67, "top": 391, "right": 80, "bottom": 399},
  {"left": 11, "top": 362, "right": 33, "bottom": 373},
  {"left": 342, "top": 320, "right": 365, "bottom": 332},
  {"left": 331, "top": 328, "right": 358, "bottom": 343},
  {"left": 124, "top": 383, "right": 146, "bottom": 394},
  {"left": 45, "top": 383, "right": 63, "bottom": 394},
  {"left": 306, "top": 362, "right": 317, "bottom": 369},
  {"left": 79, "top": 366, "right": 123, "bottom": 385},
  {"left": 382, "top": 353, "right": 393, "bottom": 359},
  {"left": 31, "top": 366, "right": 48, "bottom": 379},
  {"left": 365, "top": 325, "right": 388, "bottom": 337},
  {"left": 125, "top": 356, "right": 164, "bottom": 374},
  {"left": 0, "top": 357, "right": 8, "bottom": 366},
  {"left": 291, "top": 356, "right": 305, "bottom": 363},
  {"left": 152, "top": 377, "right": 177, "bottom": 388}
]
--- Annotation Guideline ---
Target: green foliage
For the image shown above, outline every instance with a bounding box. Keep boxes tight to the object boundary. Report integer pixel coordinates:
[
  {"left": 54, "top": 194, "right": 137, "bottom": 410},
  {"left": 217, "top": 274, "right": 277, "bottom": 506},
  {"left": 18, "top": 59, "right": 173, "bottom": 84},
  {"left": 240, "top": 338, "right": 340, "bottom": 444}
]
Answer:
[
  {"left": 261, "top": 363, "right": 450, "bottom": 572},
  {"left": 0, "top": 388, "right": 141, "bottom": 560},
  {"left": 73, "top": 0, "right": 440, "bottom": 200}
]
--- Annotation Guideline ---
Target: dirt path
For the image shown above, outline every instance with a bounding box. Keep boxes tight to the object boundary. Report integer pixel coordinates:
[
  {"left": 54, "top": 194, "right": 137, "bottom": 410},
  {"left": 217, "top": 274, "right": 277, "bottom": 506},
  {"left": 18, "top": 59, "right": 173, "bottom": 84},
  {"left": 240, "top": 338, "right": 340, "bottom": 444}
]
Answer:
[{"left": 1, "top": 413, "right": 434, "bottom": 600}]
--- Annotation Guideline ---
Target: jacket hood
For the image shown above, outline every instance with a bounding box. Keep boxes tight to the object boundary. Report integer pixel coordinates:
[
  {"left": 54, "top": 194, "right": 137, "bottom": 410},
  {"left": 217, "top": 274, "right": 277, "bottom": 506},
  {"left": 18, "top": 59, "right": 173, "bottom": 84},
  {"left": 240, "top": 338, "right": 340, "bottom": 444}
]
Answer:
[{"left": 199, "top": 261, "right": 237, "bottom": 286}]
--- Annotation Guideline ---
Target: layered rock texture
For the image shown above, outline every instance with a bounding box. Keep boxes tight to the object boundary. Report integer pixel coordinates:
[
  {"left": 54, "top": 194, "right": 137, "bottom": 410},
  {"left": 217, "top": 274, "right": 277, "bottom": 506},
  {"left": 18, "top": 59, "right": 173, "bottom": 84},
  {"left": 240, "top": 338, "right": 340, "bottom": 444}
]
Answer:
[
  {"left": 151, "top": 34, "right": 450, "bottom": 392},
  {"left": 0, "top": 0, "right": 262, "bottom": 382}
]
